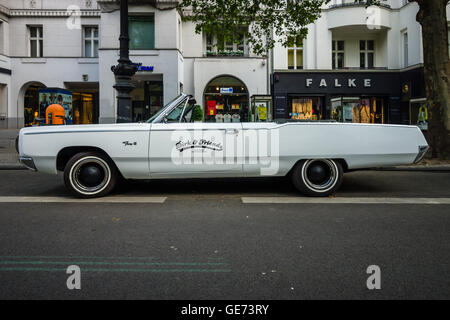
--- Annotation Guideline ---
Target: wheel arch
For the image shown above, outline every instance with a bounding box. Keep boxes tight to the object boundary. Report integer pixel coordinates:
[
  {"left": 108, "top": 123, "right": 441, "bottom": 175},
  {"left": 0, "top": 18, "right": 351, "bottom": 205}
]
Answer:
[
  {"left": 287, "top": 158, "right": 349, "bottom": 176},
  {"left": 56, "top": 146, "right": 122, "bottom": 176}
]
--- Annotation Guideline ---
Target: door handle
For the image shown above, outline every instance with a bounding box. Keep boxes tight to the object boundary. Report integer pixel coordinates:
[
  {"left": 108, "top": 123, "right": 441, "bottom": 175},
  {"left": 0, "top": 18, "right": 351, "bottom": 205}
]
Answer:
[{"left": 225, "top": 129, "right": 239, "bottom": 135}]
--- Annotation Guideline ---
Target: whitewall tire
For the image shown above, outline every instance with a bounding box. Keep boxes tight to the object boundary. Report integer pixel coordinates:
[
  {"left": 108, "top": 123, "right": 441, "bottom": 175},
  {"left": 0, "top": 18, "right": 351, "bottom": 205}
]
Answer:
[
  {"left": 64, "top": 152, "right": 117, "bottom": 198},
  {"left": 291, "top": 159, "right": 344, "bottom": 197}
]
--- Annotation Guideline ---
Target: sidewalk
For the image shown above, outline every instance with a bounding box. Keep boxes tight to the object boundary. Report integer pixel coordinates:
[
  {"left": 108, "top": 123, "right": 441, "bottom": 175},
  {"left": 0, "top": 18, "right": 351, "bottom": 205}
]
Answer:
[{"left": 0, "top": 129, "right": 23, "bottom": 169}]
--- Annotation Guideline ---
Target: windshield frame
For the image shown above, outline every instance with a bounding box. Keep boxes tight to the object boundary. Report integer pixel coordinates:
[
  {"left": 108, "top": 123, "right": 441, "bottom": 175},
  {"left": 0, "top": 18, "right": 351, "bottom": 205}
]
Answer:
[{"left": 146, "top": 93, "right": 189, "bottom": 123}]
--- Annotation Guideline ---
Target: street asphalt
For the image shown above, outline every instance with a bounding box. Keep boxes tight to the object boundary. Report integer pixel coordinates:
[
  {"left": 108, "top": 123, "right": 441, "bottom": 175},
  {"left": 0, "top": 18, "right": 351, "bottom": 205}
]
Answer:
[{"left": 0, "top": 169, "right": 449, "bottom": 300}]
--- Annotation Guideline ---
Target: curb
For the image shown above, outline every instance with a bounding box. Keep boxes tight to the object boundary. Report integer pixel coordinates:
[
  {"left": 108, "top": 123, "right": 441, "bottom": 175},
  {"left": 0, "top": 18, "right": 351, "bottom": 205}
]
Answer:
[{"left": 374, "top": 166, "right": 450, "bottom": 172}]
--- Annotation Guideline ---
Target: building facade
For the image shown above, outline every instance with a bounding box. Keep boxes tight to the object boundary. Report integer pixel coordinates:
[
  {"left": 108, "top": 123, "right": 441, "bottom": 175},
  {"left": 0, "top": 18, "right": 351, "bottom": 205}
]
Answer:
[
  {"left": 0, "top": 0, "right": 448, "bottom": 128},
  {"left": 272, "top": 0, "right": 450, "bottom": 127}
]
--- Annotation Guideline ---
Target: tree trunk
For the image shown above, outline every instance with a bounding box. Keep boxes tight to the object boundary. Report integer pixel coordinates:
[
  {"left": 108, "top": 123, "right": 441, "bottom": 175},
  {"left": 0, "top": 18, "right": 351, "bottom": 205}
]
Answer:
[{"left": 416, "top": 0, "right": 450, "bottom": 159}]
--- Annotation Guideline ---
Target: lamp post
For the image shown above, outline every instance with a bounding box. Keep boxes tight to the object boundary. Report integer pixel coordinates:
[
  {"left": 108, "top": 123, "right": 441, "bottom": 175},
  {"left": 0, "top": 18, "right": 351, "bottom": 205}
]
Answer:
[{"left": 111, "top": 0, "right": 137, "bottom": 123}]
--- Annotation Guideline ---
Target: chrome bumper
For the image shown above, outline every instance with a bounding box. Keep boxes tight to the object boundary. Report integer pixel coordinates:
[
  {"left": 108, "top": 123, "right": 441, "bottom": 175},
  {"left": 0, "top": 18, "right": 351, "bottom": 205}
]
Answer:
[
  {"left": 20, "top": 157, "right": 37, "bottom": 171},
  {"left": 414, "top": 145, "right": 429, "bottom": 164}
]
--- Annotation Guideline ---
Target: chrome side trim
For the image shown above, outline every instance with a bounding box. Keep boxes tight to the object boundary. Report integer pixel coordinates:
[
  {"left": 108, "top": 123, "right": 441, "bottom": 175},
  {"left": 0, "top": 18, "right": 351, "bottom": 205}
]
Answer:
[{"left": 23, "top": 130, "right": 149, "bottom": 136}]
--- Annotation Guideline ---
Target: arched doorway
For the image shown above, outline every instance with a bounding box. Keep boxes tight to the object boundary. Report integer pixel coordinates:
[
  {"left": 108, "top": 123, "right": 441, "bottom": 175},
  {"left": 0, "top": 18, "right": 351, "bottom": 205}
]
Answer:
[
  {"left": 203, "top": 75, "right": 249, "bottom": 122},
  {"left": 21, "top": 81, "right": 46, "bottom": 127}
]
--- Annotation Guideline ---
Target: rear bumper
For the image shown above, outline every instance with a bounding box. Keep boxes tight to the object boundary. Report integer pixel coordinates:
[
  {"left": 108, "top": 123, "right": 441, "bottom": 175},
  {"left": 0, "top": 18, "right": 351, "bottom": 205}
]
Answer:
[
  {"left": 414, "top": 145, "right": 429, "bottom": 164},
  {"left": 19, "top": 157, "right": 37, "bottom": 171}
]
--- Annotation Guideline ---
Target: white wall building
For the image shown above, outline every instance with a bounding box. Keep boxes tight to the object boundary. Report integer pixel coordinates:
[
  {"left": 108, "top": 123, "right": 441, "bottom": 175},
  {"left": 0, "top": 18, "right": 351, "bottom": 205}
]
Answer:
[{"left": 0, "top": 0, "right": 448, "bottom": 128}]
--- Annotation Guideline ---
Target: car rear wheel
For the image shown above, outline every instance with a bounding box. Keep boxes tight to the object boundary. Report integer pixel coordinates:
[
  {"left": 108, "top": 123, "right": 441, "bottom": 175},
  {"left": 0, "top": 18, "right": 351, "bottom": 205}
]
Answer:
[
  {"left": 291, "top": 159, "right": 343, "bottom": 197},
  {"left": 64, "top": 152, "right": 117, "bottom": 198}
]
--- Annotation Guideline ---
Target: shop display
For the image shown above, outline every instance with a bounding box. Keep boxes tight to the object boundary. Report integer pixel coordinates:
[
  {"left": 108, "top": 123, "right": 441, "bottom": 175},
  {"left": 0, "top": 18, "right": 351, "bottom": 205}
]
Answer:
[
  {"left": 250, "top": 96, "right": 272, "bottom": 122},
  {"left": 207, "top": 101, "right": 217, "bottom": 116},
  {"left": 39, "top": 88, "right": 73, "bottom": 125},
  {"left": 290, "top": 97, "right": 323, "bottom": 121}
]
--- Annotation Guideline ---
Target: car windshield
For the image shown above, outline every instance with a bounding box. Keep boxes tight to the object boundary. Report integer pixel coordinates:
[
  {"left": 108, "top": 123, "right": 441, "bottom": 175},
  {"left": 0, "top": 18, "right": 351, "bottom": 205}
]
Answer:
[{"left": 146, "top": 94, "right": 184, "bottom": 123}]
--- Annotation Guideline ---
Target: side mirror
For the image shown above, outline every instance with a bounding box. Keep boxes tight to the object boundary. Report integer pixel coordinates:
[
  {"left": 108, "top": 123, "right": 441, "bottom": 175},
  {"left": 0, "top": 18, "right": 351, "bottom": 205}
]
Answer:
[{"left": 189, "top": 98, "right": 197, "bottom": 105}]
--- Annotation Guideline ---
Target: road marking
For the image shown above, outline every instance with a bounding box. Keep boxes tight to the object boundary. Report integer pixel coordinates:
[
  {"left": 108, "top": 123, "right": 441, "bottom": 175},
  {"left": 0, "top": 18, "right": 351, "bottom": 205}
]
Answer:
[
  {"left": 0, "top": 261, "right": 227, "bottom": 267},
  {"left": 241, "top": 197, "right": 450, "bottom": 205},
  {"left": 0, "top": 196, "right": 167, "bottom": 203},
  {"left": 0, "top": 267, "right": 231, "bottom": 273}
]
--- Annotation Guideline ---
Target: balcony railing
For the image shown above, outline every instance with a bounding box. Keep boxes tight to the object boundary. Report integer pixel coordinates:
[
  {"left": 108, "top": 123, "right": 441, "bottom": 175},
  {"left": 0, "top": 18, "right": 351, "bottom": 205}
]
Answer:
[
  {"left": 328, "top": 1, "right": 391, "bottom": 10},
  {"left": 206, "top": 50, "right": 246, "bottom": 57}
]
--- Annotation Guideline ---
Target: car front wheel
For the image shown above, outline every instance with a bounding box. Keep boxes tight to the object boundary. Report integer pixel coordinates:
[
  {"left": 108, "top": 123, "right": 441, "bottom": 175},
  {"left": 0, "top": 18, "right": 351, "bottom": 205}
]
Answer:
[
  {"left": 291, "top": 159, "right": 343, "bottom": 197},
  {"left": 64, "top": 152, "right": 117, "bottom": 198}
]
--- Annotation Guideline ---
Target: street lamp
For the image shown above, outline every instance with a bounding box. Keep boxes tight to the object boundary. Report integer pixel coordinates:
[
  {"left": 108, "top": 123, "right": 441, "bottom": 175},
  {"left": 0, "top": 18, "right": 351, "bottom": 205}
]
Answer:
[{"left": 111, "top": 0, "right": 138, "bottom": 123}]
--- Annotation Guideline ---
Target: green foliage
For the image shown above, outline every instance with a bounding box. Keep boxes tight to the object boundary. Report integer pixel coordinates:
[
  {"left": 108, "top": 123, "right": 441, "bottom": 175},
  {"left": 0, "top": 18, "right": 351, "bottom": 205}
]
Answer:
[
  {"left": 192, "top": 105, "right": 204, "bottom": 122},
  {"left": 178, "top": 0, "right": 327, "bottom": 56}
]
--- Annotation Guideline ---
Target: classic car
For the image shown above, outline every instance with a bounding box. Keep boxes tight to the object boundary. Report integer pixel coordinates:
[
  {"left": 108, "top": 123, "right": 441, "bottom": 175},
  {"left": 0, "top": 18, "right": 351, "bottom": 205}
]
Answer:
[{"left": 17, "top": 93, "right": 429, "bottom": 198}]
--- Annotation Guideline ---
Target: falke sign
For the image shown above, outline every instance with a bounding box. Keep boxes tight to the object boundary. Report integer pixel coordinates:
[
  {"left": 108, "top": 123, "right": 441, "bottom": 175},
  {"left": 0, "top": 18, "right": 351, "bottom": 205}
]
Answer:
[{"left": 304, "top": 78, "right": 372, "bottom": 89}]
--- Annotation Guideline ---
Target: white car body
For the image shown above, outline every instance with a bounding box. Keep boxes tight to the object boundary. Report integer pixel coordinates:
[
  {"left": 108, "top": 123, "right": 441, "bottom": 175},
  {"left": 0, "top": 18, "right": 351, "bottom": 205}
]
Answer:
[{"left": 17, "top": 93, "right": 429, "bottom": 182}]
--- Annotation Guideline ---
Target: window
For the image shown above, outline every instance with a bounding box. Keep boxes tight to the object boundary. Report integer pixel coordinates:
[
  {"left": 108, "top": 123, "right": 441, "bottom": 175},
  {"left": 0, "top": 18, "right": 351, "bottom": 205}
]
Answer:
[
  {"left": 0, "top": 21, "right": 4, "bottom": 55},
  {"left": 29, "top": 26, "right": 43, "bottom": 58},
  {"left": 83, "top": 26, "right": 99, "bottom": 57},
  {"left": 287, "top": 35, "right": 304, "bottom": 70},
  {"left": 129, "top": 16, "right": 155, "bottom": 50},
  {"left": 205, "top": 30, "right": 246, "bottom": 56},
  {"left": 402, "top": 31, "right": 408, "bottom": 68},
  {"left": 360, "top": 40, "right": 374, "bottom": 69},
  {"left": 332, "top": 40, "right": 344, "bottom": 69},
  {"left": 178, "top": 19, "right": 182, "bottom": 51}
]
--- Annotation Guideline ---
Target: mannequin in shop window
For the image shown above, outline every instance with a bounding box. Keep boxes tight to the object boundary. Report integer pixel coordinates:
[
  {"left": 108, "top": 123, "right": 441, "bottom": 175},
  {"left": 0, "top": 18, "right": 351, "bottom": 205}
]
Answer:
[
  {"left": 223, "top": 112, "right": 232, "bottom": 123},
  {"left": 216, "top": 111, "right": 224, "bottom": 123}
]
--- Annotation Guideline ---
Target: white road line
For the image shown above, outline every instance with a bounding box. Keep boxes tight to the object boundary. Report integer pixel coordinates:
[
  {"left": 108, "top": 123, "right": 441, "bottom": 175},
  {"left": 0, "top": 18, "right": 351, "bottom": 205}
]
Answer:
[
  {"left": 241, "top": 197, "right": 450, "bottom": 205},
  {"left": 0, "top": 196, "right": 167, "bottom": 203}
]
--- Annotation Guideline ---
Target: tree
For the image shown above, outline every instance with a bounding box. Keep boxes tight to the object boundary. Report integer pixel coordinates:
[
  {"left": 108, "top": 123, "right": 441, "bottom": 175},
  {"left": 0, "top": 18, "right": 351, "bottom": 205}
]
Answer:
[
  {"left": 179, "top": 0, "right": 450, "bottom": 159},
  {"left": 179, "top": 0, "right": 326, "bottom": 55},
  {"left": 366, "top": 0, "right": 450, "bottom": 159}
]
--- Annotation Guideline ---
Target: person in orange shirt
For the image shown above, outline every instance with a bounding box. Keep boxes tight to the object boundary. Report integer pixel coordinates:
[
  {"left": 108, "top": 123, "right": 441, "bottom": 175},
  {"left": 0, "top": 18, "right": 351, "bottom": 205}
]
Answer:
[{"left": 46, "top": 104, "right": 66, "bottom": 125}]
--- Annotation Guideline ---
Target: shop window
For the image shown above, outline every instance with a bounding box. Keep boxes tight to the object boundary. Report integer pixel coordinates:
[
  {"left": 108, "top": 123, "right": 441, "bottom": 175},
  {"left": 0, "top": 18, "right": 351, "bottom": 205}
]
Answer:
[
  {"left": 29, "top": 26, "right": 43, "bottom": 58},
  {"left": 131, "top": 80, "right": 164, "bottom": 122},
  {"left": 289, "top": 97, "right": 323, "bottom": 120},
  {"left": 0, "top": 21, "right": 4, "bottom": 55},
  {"left": 360, "top": 40, "right": 374, "bottom": 69},
  {"left": 83, "top": 26, "right": 99, "bottom": 58},
  {"left": 410, "top": 100, "right": 428, "bottom": 131},
  {"left": 72, "top": 93, "right": 95, "bottom": 124},
  {"left": 332, "top": 40, "right": 344, "bottom": 69},
  {"left": 205, "top": 30, "right": 246, "bottom": 57},
  {"left": 331, "top": 97, "right": 384, "bottom": 124},
  {"left": 204, "top": 76, "right": 249, "bottom": 122},
  {"left": 287, "top": 35, "right": 304, "bottom": 70},
  {"left": 129, "top": 16, "right": 155, "bottom": 50}
]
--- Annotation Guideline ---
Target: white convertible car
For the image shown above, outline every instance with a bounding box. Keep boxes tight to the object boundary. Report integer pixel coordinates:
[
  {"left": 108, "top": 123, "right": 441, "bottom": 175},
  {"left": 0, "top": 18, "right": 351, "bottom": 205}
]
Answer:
[{"left": 17, "top": 93, "right": 429, "bottom": 198}]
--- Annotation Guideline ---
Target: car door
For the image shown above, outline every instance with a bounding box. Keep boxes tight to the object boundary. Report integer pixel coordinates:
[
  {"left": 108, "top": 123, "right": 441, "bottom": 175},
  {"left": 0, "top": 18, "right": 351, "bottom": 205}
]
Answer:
[{"left": 149, "top": 103, "right": 243, "bottom": 178}]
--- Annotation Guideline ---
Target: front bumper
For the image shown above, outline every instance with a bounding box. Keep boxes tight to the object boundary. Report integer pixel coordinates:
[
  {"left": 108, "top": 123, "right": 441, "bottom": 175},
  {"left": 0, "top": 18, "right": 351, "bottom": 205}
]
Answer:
[{"left": 20, "top": 157, "right": 37, "bottom": 171}]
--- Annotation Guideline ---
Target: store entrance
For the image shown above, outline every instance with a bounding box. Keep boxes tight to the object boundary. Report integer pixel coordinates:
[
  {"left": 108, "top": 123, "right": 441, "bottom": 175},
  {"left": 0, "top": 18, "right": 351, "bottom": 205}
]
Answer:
[
  {"left": 131, "top": 78, "right": 163, "bottom": 122},
  {"left": 204, "top": 76, "right": 249, "bottom": 123}
]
